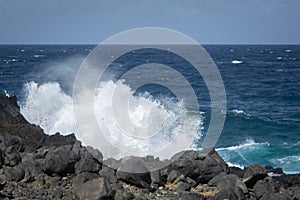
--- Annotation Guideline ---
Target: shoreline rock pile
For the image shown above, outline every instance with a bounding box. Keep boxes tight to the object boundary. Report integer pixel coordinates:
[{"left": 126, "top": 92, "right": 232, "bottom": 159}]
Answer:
[{"left": 0, "top": 94, "right": 299, "bottom": 200}]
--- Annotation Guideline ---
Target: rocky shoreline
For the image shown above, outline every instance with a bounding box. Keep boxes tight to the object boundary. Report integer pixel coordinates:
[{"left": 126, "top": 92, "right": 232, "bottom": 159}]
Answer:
[{"left": 0, "top": 94, "right": 299, "bottom": 200}]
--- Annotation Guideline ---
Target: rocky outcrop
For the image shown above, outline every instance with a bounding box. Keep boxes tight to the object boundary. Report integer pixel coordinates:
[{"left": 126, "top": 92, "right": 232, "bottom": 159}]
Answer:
[{"left": 0, "top": 94, "right": 299, "bottom": 199}]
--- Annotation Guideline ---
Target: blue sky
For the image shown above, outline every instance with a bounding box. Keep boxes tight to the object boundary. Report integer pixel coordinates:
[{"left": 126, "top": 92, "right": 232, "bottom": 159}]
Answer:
[{"left": 0, "top": 0, "right": 299, "bottom": 44}]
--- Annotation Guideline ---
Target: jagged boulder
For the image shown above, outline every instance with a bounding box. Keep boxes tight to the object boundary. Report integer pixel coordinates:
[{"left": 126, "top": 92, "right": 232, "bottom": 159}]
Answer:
[
  {"left": 243, "top": 164, "right": 267, "bottom": 188},
  {"left": 43, "top": 145, "right": 80, "bottom": 176},
  {"left": 169, "top": 148, "right": 228, "bottom": 184},
  {"left": 75, "top": 177, "right": 114, "bottom": 200},
  {"left": 116, "top": 157, "right": 151, "bottom": 189}
]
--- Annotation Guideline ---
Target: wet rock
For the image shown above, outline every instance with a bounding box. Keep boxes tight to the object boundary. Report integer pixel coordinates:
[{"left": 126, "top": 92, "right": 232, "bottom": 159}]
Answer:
[
  {"left": 170, "top": 148, "right": 228, "bottom": 184},
  {"left": 265, "top": 165, "right": 284, "bottom": 175},
  {"left": 229, "top": 166, "right": 244, "bottom": 178},
  {"left": 116, "top": 157, "right": 151, "bottom": 188},
  {"left": 0, "top": 94, "right": 27, "bottom": 124},
  {"left": 243, "top": 164, "right": 267, "bottom": 188},
  {"left": 75, "top": 177, "right": 114, "bottom": 200},
  {"left": 273, "top": 174, "right": 300, "bottom": 188},
  {"left": 43, "top": 145, "right": 80, "bottom": 176}
]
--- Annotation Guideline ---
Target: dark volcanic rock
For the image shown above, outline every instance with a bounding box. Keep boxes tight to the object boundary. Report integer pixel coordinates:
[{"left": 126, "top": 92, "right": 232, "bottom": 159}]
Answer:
[
  {"left": 167, "top": 170, "right": 183, "bottom": 183},
  {"left": 1, "top": 94, "right": 300, "bottom": 200},
  {"left": 287, "top": 186, "right": 300, "bottom": 199},
  {"left": 265, "top": 165, "right": 284, "bottom": 175},
  {"left": 42, "top": 132, "right": 77, "bottom": 148},
  {"left": 243, "top": 164, "right": 267, "bottom": 188},
  {"left": 253, "top": 177, "right": 277, "bottom": 199},
  {"left": 21, "top": 160, "right": 42, "bottom": 182},
  {"left": 4, "top": 165, "right": 25, "bottom": 181},
  {"left": 75, "top": 177, "right": 114, "bottom": 200},
  {"left": 99, "top": 167, "right": 117, "bottom": 183},
  {"left": 229, "top": 166, "right": 244, "bottom": 178},
  {"left": 0, "top": 94, "right": 27, "bottom": 124},
  {"left": 170, "top": 148, "right": 228, "bottom": 184},
  {"left": 72, "top": 172, "right": 100, "bottom": 188},
  {"left": 75, "top": 157, "right": 101, "bottom": 174},
  {"left": 4, "top": 145, "right": 22, "bottom": 166},
  {"left": 215, "top": 174, "right": 249, "bottom": 200},
  {"left": 43, "top": 145, "right": 80, "bottom": 176},
  {"left": 116, "top": 157, "right": 151, "bottom": 189}
]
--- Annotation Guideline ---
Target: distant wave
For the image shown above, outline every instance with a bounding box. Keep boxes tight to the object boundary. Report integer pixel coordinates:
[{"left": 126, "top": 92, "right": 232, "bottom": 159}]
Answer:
[
  {"left": 231, "top": 60, "right": 243, "bottom": 64},
  {"left": 231, "top": 109, "right": 251, "bottom": 116},
  {"left": 217, "top": 139, "right": 300, "bottom": 174}
]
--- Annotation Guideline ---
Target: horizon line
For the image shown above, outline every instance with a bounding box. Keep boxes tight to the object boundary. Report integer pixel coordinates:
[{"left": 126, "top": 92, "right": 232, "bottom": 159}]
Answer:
[{"left": 0, "top": 43, "right": 300, "bottom": 46}]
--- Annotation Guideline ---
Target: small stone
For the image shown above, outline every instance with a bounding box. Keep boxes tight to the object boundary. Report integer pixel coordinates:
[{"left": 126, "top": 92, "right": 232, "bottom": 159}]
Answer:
[{"left": 4, "top": 165, "right": 25, "bottom": 181}]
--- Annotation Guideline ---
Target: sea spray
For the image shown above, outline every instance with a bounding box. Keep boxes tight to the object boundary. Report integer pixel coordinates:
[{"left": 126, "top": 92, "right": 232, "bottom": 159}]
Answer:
[{"left": 20, "top": 80, "right": 202, "bottom": 159}]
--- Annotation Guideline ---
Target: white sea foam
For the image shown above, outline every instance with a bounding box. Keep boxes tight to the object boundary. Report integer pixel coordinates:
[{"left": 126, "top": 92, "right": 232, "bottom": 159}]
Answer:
[
  {"left": 231, "top": 109, "right": 250, "bottom": 116},
  {"left": 231, "top": 60, "right": 243, "bottom": 64},
  {"left": 217, "top": 139, "right": 268, "bottom": 151},
  {"left": 20, "top": 81, "right": 202, "bottom": 159},
  {"left": 226, "top": 162, "right": 245, "bottom": 169},
  {"left": 270, "top": 156, "right": 300, "bottom": 174},
  {"left": 285, "top": 49, "right": 292, "bottom": 53},
  {"left": 4, "top": 90, "right": 10, "bottom": 97}
]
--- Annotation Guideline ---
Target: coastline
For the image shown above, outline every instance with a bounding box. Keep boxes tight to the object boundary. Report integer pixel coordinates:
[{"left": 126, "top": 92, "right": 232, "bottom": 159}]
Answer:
[{"left": 0, "top": 93, "right": 299, "bottom": 199}]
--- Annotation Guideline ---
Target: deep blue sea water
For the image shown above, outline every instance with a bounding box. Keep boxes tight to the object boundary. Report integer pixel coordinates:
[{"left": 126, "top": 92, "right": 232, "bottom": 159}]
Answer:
[{"left": 0, "top": 45, "right": 299, "bottom": 173}]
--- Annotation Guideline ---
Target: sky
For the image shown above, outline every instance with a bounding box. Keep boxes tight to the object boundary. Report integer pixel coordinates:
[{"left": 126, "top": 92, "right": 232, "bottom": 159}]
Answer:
[{"left": 0, "top": 0, "right": 300, "bottom": 44}]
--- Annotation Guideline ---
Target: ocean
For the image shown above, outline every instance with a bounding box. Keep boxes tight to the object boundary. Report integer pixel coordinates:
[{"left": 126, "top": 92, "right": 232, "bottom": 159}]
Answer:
[{"left": 0, "top": 45, "right": 299, "bottom": 174}]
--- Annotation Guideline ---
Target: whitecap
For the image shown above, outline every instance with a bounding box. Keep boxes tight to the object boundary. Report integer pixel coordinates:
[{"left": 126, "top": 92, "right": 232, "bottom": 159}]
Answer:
[
  {"left": 216, "top": 139, "right": 269, "bottom": 151},
  {"left": 285, "top": 49, "right": 292, "bottom": 53},
  {"left": 33, "top": 55, "right": 45, "bottom": 58},
  {"left": 231, "top": 60, "right": 243, "bottom": 64},
  {"left": 231, "top": 109, "right": 250, "bottom": 116},
  {"left": 277, "top": 57, "right": 283, "bottom": 60}
]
